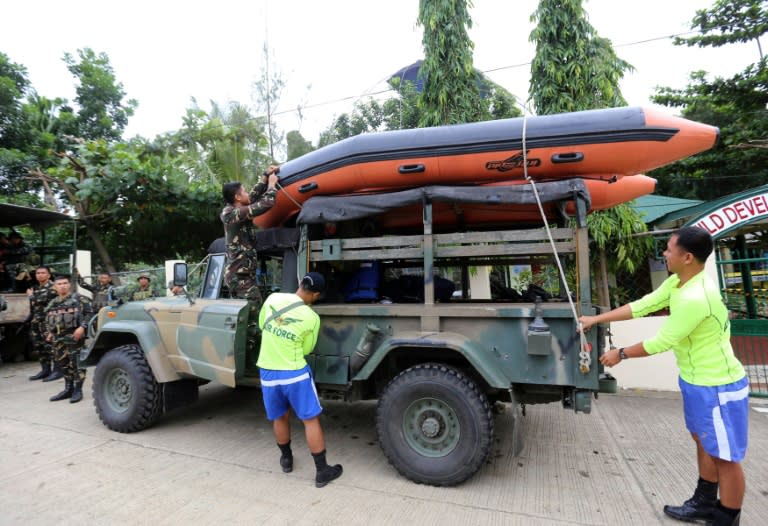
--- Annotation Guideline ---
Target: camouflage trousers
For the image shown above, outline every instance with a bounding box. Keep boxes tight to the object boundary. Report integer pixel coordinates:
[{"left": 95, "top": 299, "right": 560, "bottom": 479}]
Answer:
[
  {"left": 225, "top": 271, "right": 263, "bottom": 302},
  {"left": 30, "top": 322, "right": 54, "bottom": 365},
  {"left": 52, "top": 336, "right": 86, "bottom": 383}
]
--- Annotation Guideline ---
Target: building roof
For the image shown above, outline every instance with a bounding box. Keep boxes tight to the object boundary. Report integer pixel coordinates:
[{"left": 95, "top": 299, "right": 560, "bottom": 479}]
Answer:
[{"left": 631, "top": 194, "right": 703, "bottom": 225}]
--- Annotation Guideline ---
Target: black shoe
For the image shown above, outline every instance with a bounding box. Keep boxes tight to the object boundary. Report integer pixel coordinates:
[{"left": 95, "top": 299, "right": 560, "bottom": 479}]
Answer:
[
  {"left": 709, "top": 502, "right": 741, "bottom": 526},
  {"left": 69, "top": 381, "right": 83, "bottom": 404},
  {"left": 663, "top": 498, "right": 716, "bottom": 522},
  {"left": 42, "top": 366, "right": 64, "bottom": 382},
  {"left": 280, "top": 455, "right": 293, "bottom": 473},
  {"left": 315, "top": 464, "right": 343, "bottom": 488},
  {"left": 50, "top": 380, "right": 74, "bottom": 402},
  {"left": 29, "top": 364, "right": 52, "bottom": 381}
]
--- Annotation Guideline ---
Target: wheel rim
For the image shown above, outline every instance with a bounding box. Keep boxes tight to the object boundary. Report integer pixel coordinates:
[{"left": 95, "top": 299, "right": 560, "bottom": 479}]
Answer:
[
  {"left": 104, "top": 367, "right": 132, "bottom": 413},
  {"left": 402, "top": 397, "right": 460, "bottom": 457}
]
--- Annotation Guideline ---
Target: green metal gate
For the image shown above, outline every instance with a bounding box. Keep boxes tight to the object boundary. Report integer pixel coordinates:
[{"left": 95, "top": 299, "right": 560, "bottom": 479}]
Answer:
[{"left": 717, "top": 256, "right": 768, "bottom": 398}]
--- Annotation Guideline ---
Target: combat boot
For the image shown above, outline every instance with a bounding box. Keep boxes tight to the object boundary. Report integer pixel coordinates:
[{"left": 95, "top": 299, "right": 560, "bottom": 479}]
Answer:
[
  {"left": 42, "top": 363, "right": 64, "bottom": 382},
  {"left": 709, "top": 501, "right": 740, "bottom": 526},
  {"left": 663, "top": 477, "right": 718, "bottom": 522},
  {"left": 312, "top": 450, "right": 343, "bottom": 488},
  {"left": 29, "top": 362, "right": 52, "bottom": 381},
  {"left": 69, "top": 380, "right": 84, "bottom": 404},
  {"left": 50, "top": 379, "right": 73, "bottom": 401}
]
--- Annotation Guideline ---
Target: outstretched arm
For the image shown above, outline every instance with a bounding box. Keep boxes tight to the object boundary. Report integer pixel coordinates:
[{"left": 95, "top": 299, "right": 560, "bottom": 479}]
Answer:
[{"left": 579, "top": 304, "right": 633, "bottom": 332}]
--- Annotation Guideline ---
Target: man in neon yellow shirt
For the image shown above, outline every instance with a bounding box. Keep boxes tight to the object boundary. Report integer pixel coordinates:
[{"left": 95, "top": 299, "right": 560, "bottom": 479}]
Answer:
[
  {"left": 580, "top": 226, "right": 747, "bottom": 526},
  {"left": 257, "top": 272, "right": 343, "bottom": 488}
]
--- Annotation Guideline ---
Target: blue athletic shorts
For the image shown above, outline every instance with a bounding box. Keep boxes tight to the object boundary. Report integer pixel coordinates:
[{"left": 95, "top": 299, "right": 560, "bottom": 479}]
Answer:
[
  {"left": 259, "top": 365, "right": 323, "bottom": 421},
  {"left": 679, "top": 375, "right": 750, "bottom": 462}
]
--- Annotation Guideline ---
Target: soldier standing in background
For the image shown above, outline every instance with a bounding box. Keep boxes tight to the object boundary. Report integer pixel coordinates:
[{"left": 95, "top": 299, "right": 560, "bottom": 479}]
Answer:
[
  {"left": 28, "top": 266, "right": 60, "bottom": 381},
  {"left": 45, "top": 274, "right": 94, "bottom": 404},
  {"left": 220, "top": 165, "right": 279, "bottom": 312},
  {"left": 75, "top": 268, "right": 113, "bottom": 311},
  {"left": 128, "top": 274, "right": 158, "bottom": 301}
]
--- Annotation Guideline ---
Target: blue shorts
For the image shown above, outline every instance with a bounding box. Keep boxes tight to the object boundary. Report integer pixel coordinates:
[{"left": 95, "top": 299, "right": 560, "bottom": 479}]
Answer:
[
  {"left": 259, "top": 365, "right": 323, "bottom": 421},
  {"left": 679, "top": 376, "right": 750, "bottom": 462}
]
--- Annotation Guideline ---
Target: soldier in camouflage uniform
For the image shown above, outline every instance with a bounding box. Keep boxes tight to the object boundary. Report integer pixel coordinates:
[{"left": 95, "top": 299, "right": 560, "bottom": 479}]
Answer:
[
  {"left": 75, "top": 268, "right": 113, "bottom": 311},
  {"left": 5, "top": 232, "right": 35, "bottom": 292},
  {"left": 28, "top": 266, "right": 60, "bottom": 381},
  {"left": 44, "top": 274, "right": 94, "bottom": 403},
  {"left": 128, "top": 274, "right": 158, "bottom": 301},
  {"left": 220, "top": 165, "right": 279, "bottom": 311}
]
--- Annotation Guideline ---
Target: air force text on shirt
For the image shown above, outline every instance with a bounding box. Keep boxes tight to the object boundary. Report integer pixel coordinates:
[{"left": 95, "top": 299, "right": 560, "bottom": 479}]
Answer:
[{"left": 263, "top": 320, "right": 299, "bottom": 342}]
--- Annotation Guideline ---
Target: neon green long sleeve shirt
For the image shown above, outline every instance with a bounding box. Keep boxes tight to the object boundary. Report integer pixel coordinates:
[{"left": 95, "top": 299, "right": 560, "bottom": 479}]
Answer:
[
  {"left": 629, "top": 271, "right": 745, "bottom": 386},
  {"left": 257, "top": 292, "right": 319, "bottom": 371}
]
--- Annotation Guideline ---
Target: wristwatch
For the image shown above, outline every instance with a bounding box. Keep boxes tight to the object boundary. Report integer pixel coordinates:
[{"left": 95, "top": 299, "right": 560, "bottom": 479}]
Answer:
[{"left": 618, "top": 347, "right": 628, "bottom": 360}]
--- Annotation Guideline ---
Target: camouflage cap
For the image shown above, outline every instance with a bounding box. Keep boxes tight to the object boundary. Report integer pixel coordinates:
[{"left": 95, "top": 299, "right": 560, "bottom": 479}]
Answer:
[{"left": 137, "top": 274, "right": 151, "bottom": 281}]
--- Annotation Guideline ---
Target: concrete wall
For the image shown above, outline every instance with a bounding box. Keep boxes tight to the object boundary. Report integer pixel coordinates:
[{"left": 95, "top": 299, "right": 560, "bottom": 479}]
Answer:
[{"left": 607, "top": 254, "right": 718, "bottom": 392}]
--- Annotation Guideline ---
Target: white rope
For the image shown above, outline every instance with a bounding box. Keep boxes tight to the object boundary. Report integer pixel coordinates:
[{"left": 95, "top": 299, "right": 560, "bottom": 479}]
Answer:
[
  {"left": 520, "top": 102, "right": 592, "bottom": 373},
  {"left": 275, "top": 181, "right": 304, "bottom": 209}
]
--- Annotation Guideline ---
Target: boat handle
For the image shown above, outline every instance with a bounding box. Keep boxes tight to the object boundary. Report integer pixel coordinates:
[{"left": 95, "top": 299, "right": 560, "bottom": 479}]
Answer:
[
  {"left": 398, "top": 164, "right": 425, "bottom": 174},
  {"left": 299, "top": 182, "right": 318, "bottom": 193},
  {"left": 551, "top": 152, "right": 584, "bottom": 164}
]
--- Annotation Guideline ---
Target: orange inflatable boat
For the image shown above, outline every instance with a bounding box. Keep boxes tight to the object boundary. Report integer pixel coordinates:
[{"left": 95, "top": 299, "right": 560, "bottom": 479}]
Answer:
[{"left": 255, "top": 106, "right": 716, "bottom": 228}]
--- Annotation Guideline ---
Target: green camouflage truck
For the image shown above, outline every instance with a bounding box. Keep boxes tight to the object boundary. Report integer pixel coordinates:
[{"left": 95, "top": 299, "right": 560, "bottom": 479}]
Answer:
[{"left": 81, "top": 180, "right": 614, "bottom": 486}]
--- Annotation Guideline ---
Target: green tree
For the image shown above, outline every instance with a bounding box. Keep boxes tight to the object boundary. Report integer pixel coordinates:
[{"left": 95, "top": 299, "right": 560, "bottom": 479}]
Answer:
[
  {"left": 529, "top": 0, "right": 651, "bottom": 307},
  {"left": 318, "top": 74, "right": 521, "bottom": 147},
  {"left": 417, "top": 0, "right": 486, "bottom": 126},
  {"left": 31, "top": 137, "right": 220, "bottom": 271},
  {"left": 63, "top": 48, "right": 137, "bottom": 141},
  {"left": 160, "top": 100, "right": 270, "bottom": 187},
  {"left": 528, "top": 0, "right": 634, "bottom": 114},
  {"left": 0, "top": 52, "right": 34, "bottom": 198},
  {"left": 286, "top": 130, "right": 314, "bottom": 160},
  {"left": 651, "top": 0, "right": 768, "bottom": 200}
]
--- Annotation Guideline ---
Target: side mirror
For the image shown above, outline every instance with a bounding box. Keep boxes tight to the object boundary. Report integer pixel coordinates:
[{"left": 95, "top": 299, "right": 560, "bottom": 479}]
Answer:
[{"left": 173, "top": 263, "right": 188, "bottom": 287}]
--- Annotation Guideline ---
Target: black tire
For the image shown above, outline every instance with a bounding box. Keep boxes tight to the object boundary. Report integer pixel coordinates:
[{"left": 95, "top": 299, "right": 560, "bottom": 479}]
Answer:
[
  {"left": 376, "top": 363, "right": 493, "bottom": 486},
  {"left": 92, "top": 344, "right": 164, "bottom": 433}
]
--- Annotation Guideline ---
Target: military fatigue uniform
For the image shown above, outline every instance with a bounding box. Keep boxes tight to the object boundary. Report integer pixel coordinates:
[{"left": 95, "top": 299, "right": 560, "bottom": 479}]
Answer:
[
  {"left": 29, "top": 281, "right": 57, "bottom": 371},
  {"left": 45, "top": 292, "right": 94, "bottom": 394},
  {"left": 220, "top": 181, "right": 276, "bottom": 304},
  {"left": 127, "top": 285, "right": 158, "bottom": 302},
  {"left": 77, "top": 275, "right": 112, "bottom": 311}
]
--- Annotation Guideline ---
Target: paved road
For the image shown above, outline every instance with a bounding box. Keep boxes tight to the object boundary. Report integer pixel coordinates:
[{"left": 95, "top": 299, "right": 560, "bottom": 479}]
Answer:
[{"left": 1, "top": 361, "right": 766, "bottom": 525}]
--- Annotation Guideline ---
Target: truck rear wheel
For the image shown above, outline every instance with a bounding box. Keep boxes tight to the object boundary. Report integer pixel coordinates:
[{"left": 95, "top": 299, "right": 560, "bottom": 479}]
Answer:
[
  {"left": 376, "top": 363, "right": 493, "bottom": 486},
  {"left": 92, "top": 344, "right": 163, "bottom": 433}
]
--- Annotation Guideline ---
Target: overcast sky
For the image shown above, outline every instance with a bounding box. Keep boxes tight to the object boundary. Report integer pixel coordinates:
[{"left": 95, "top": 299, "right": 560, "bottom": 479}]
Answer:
[{"left": 1, "top": 0, "right": 759, "bottom": 157}]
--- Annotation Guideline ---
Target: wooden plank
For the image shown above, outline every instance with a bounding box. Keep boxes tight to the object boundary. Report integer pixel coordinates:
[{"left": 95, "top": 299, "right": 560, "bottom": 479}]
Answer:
[
  {"left": 311, "top": 247, "right": 424, "bottom": 261},
  {"left": 435, "top": 228, "right": 574, "bottom": 244},
  {"left": 436, "top": 241, "right": 575, "bottom": 258}
]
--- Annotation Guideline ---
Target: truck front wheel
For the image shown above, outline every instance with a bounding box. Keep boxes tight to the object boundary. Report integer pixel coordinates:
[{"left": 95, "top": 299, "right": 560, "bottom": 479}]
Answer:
[
  {"left": 92, "top": 344, "right": 163, "bottom": 433},
  {"left": 376, "top": 363, "right": 493, "bottom": 486}
]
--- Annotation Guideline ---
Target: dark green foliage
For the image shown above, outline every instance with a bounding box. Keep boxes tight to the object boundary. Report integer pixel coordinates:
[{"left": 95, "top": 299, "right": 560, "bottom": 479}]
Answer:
[
  {"left": 528, "top": 0, "right": 633, "bottom": 115},
  {"left": 417, "top": 0, "right": 486, "bottom": 126},
  {"left": 651, "top": 0, "right": 768, "bottom": 200},
  {"left": 63, "top": 48, "right": 137, "bottom": 142}
]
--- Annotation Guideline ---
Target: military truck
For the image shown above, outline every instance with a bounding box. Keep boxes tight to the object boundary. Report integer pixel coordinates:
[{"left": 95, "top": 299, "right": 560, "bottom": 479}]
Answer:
[
  {"left": 82, "top": 180, "right": 615, "bottom": 486},
  {"left": 0, "top": 204, "right": 74, "bottom": 362}
]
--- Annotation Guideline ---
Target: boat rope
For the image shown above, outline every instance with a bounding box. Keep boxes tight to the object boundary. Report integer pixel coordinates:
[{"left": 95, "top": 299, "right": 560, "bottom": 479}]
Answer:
[{"left": 520, "top": 106, "right": 592, "bottom": 374}]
